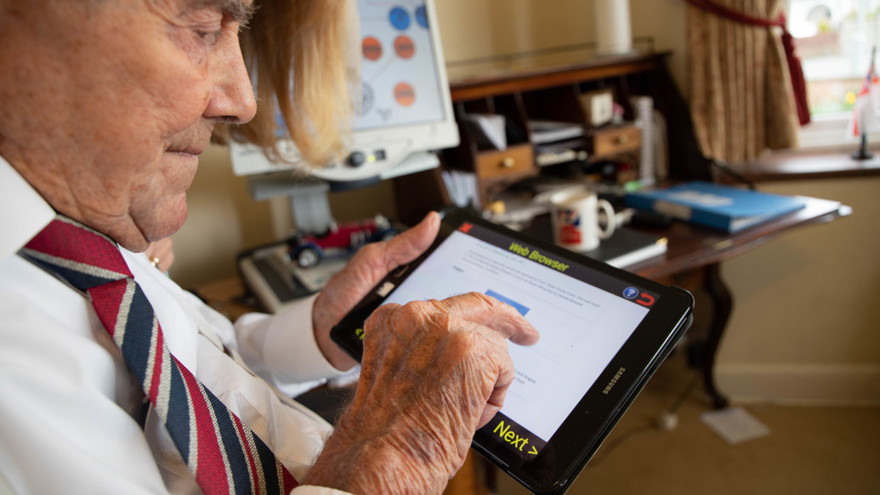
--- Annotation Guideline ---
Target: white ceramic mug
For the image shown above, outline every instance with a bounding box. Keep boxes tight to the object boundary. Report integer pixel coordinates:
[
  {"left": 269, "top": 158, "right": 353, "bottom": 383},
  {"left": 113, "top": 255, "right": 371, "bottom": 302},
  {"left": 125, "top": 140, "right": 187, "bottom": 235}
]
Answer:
[{"left": 550, "top": 190, "right": 617, "bottom": 252}]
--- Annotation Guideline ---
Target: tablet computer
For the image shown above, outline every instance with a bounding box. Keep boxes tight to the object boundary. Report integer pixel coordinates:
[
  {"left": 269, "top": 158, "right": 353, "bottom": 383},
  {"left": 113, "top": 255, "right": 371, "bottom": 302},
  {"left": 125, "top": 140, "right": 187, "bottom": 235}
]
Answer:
[{"left": 330, "top": 209, "right": 694, "bottom": 494}]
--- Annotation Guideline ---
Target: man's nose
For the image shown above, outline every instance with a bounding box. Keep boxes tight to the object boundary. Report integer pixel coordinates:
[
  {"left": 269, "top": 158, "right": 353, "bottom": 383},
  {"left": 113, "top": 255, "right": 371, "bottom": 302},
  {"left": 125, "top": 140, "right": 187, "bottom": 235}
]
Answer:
[{"left": 205, "top": 34, "right": 258, "bottom": 124}]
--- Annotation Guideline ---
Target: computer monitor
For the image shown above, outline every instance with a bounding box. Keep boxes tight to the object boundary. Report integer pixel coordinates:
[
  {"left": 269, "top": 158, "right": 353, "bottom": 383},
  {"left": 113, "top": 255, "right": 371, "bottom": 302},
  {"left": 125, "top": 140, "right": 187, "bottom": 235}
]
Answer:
[{"left": 230, "top": 0, "right": 459, "bottom": 183}]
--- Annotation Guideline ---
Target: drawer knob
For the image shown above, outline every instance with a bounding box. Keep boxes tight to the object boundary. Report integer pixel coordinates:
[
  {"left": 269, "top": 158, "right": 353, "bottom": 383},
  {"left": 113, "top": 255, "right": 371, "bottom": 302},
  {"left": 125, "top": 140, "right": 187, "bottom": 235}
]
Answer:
[
  {"left": 501, "top": 157, "right": 515, "bottom": 168},
  {"left": 615, "top": 134, "right": 629, "bottom": 145}
]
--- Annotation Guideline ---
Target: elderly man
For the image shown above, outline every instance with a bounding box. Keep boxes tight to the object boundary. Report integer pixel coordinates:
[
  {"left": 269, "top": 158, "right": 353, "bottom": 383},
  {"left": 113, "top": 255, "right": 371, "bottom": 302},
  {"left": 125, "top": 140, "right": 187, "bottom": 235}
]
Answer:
[{"left": 0, "top": 1, "right": 538, "bottom": 493}]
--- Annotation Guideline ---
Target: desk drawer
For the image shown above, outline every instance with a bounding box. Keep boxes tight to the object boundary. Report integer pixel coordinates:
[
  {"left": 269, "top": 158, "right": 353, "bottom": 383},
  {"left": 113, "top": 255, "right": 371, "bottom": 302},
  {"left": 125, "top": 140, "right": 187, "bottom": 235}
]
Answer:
[
  {"left": 474, "top": 144, "right": 534, "bottom": 179},
  {"left": 592, "top": 125, "right": 641, "bottom": 158}
]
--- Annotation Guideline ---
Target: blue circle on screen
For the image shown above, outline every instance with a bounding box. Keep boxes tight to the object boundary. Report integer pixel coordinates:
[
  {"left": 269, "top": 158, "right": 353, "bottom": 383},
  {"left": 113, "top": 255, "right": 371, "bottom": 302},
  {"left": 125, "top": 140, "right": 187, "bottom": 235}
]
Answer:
[
  {"left": 389, "top": 7, "right": 411, "bottom": 30},
  {"left": 415, "top": 5, "right": 428, "bottom": 28},
  {"left": 623, "top": 287, "right": 639, "bottom": 300}
]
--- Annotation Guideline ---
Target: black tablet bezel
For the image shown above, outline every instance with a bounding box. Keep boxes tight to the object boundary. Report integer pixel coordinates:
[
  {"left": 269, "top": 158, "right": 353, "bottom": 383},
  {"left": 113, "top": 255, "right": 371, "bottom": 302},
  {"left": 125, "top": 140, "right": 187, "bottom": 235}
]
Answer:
[{"left": 330, "top": 209, "right": 693, "bottom": 494}]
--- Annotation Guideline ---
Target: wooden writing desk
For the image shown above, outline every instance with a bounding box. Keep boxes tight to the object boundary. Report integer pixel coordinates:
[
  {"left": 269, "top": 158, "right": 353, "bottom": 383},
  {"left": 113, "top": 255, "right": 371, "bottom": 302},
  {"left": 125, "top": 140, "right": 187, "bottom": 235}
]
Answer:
[
  {"left": 624, "top": 195, "right": 849, "bottom": 279},
  {"left": 619, "top": 195, "right": 848, "bottom": 408}
]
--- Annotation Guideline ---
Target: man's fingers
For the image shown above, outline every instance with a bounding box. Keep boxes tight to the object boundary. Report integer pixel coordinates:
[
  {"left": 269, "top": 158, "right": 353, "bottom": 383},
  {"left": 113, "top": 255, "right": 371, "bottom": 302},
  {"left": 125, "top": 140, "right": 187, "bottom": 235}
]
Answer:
[
  {"left": 479, "top": 357, "right": 515, "bottom": 428},
  {"left": 437, "top": 293, "right": 540, "bottom": 346},
  {"left": 381, "top": 211, "right": 440, "bottom": 270}
]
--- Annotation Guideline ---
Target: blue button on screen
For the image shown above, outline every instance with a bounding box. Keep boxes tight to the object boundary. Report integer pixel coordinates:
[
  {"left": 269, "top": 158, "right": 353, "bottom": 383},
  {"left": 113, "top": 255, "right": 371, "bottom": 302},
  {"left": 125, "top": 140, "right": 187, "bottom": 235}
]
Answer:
[{"left": 389, "top": 6, "right": 411, "bottom": 30}]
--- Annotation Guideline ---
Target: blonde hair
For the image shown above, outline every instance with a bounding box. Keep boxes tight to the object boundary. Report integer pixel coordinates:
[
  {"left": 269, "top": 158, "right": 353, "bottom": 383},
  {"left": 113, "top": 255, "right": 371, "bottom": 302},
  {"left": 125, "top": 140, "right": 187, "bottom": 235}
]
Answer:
[{"left": 230, "top": 0, "right": 356, "bottom": 168}]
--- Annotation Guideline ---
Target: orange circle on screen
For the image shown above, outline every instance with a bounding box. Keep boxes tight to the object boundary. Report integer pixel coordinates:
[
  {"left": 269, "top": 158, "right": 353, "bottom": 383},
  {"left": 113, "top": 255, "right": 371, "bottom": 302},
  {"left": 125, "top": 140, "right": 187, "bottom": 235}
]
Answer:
[
  {"left": 362, "top": 36, "right": 383, "bottom": 61},
  {"left": 394, "top": 35, "right": 415, "bottom": 59},
  {"left": 394, "top": 82, "right": 416, "bottom": 106}
]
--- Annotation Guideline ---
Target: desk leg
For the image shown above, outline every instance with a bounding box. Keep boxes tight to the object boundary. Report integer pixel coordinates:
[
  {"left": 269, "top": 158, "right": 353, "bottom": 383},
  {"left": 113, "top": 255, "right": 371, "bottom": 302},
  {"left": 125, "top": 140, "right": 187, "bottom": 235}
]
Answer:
[{"left": 702, "top": 263, "right": 732, "bottom": 409}]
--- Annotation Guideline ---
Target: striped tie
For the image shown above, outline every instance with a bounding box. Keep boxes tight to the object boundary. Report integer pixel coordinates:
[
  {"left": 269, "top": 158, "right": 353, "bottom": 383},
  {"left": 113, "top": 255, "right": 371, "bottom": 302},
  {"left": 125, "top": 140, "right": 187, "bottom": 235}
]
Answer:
[{"left": 21, "top": 216, "right": 298, "bottom": 495}]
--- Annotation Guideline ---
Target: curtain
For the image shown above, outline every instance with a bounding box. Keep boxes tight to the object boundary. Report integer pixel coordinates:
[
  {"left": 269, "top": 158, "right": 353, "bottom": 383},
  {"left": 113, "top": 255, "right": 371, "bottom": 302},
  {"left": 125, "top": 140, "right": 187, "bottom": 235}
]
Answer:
[{"left": 687, "top": 0, "right": 801, "bottom": 164}]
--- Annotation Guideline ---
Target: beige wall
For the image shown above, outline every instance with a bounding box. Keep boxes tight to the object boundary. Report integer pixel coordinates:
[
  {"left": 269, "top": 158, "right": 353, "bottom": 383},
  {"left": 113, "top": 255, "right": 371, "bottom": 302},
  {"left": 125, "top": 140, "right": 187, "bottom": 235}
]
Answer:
[
  {"left": 171, "top": 1, "right": 877, "bottom": 403},
  {"left": 436, "top": 0, "right": 689, "bottom": 93},
  {"left": 168, "top": 145, "right": 275, "bottom": 288}
]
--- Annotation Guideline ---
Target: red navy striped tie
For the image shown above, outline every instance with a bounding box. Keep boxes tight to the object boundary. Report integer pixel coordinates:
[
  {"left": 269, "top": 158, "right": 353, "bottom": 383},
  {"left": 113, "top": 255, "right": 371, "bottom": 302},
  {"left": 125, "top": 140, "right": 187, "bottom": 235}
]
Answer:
[{"left": 21, "top": 216, "right": 298, "bottom": 495}]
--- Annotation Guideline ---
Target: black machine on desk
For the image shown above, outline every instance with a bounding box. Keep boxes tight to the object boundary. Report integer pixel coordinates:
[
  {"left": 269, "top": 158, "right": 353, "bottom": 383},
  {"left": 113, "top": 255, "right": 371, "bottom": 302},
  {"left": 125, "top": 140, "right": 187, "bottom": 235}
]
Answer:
[{"left": 237, "top": 213, "right": 400, "bottom": 313}]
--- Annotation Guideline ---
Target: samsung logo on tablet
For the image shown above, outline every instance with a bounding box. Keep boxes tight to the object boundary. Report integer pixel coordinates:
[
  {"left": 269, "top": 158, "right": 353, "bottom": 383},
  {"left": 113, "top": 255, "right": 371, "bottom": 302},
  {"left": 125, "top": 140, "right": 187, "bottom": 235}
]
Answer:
[{"left": 603, "top": 367, "right": 626, "bottom": 395}]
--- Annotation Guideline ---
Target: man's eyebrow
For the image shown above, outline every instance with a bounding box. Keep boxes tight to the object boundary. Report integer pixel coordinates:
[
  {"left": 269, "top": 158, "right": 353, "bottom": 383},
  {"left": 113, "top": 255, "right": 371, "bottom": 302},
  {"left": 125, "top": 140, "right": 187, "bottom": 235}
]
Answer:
[
  {"left": 190, "top": 0, "right": 256, "bottom": 24},
  {"left": 220, "top": 0, "right": 256, "bottom": 23}
]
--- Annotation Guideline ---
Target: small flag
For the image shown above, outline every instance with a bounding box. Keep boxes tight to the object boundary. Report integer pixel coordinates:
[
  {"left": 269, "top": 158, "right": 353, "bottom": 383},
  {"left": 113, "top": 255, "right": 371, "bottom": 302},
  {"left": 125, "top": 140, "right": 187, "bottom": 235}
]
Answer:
[{"left": 850, "top": 46, "right": 880, "bottom": 137}]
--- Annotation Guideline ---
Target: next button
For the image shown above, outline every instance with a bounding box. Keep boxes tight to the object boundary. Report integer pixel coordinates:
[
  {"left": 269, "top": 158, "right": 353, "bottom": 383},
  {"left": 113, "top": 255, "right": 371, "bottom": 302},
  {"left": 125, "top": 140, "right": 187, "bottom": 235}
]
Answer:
[{"left": 493, "top": 419, "right": 540, "bottom": 456}]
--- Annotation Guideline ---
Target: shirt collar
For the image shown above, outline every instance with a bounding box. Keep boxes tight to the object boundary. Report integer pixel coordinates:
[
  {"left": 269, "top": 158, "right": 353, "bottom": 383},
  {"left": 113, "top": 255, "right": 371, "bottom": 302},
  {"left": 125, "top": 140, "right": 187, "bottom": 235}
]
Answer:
[{"left": 0, "top": 155, "right": 56, "bottom": 260}]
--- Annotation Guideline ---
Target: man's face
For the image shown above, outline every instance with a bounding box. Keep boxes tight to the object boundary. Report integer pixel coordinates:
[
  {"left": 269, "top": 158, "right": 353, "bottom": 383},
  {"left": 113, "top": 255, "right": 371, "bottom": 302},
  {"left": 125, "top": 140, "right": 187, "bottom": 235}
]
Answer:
[{"left": 0, "top": 0, "right": 256, "bottom": 250}]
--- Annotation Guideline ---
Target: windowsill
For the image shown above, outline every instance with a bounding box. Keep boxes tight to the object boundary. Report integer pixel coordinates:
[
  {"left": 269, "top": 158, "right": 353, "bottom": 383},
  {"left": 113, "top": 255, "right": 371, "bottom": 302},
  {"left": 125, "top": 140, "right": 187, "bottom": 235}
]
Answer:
[
  {"left": 718, "top": 112, "right": 880, "bottom": 182},
  {"left": 723, "top": 147, "right": 880, "bottom": 182},
  {"left": 796, "top": 112, "right": 880, "bottom": 149}
]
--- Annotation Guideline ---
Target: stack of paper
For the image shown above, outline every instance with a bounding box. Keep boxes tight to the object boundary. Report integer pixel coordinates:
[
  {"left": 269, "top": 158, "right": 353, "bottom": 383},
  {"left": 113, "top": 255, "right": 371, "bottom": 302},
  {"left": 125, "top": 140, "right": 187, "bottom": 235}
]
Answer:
[{"left": 529, "top": 120, "right": 585, "bottom": 144}]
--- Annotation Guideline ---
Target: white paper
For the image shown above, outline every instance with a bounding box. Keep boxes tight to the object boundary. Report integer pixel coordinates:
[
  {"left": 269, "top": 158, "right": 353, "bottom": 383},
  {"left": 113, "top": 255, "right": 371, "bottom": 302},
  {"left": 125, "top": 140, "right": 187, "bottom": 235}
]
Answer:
[
  {"left": 463, "top": 113, "right": 507, "bottom": 150},
  {"left": 441, "top": 169, "right": 479, "bottom": 208},
  {"left": 700, "top": 406, "right": 771, "bottom": 445}
]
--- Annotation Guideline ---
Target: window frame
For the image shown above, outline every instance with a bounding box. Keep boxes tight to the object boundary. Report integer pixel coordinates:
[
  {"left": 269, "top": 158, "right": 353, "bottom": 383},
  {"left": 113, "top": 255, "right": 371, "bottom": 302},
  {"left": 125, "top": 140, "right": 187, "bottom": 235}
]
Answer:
[{"left": 785, "top": 0, "right": 880, "bottom": 152}]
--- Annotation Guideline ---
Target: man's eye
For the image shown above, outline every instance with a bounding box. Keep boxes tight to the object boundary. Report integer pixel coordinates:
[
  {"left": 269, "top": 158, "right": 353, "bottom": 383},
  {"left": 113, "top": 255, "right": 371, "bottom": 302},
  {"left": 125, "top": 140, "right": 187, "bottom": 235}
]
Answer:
[{"left": 196, "top": 29, "right": 222, "bottom": 45}]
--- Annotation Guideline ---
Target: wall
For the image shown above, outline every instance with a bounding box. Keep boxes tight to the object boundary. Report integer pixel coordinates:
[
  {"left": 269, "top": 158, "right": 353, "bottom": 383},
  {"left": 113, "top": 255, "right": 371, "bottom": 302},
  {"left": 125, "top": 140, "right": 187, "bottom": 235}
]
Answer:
[
  {"left": 436, "top": 0, "right": 689, "bottom": 92},
  {"left": 168, "top": 144, "right": 275, "bottom": 289}
]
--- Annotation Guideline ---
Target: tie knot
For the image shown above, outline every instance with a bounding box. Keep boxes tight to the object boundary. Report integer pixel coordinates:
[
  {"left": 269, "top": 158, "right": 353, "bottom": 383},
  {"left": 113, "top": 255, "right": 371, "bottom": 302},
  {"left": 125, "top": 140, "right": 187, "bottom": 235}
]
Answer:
[{"left": 20, "top": 215, "right": 133, "bottom": 291}]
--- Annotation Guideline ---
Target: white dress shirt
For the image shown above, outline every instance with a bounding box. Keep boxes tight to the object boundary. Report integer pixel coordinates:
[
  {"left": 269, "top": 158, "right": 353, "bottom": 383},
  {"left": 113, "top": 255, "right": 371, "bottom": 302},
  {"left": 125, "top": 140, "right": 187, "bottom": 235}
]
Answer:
[{"left": 0, "top": 157, "right": 351, "bottom": 494}]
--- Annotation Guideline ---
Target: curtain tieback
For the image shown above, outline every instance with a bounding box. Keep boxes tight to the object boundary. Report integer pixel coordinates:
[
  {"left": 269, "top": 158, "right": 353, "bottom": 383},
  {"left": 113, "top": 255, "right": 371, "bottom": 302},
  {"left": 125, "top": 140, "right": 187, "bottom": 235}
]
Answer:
[{"left": 684, "top": 0, "right": 811, "bottom": 126}]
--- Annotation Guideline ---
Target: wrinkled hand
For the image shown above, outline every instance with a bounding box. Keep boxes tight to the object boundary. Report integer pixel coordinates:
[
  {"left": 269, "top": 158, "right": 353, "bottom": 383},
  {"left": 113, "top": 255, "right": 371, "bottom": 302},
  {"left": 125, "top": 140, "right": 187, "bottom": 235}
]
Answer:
[
  {"left": 312, "top": 212, "right": 441, "bottom": 371},
  {"left": 305, "top": 293, "right": 539, "bottom": 494}
]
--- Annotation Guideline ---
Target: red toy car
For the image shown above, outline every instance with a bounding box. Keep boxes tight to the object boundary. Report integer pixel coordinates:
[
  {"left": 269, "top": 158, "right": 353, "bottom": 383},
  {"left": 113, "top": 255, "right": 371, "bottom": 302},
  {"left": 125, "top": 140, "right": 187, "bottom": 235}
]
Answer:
[{"left": 288, "top": 215, "right": 395, "bottom": 268}]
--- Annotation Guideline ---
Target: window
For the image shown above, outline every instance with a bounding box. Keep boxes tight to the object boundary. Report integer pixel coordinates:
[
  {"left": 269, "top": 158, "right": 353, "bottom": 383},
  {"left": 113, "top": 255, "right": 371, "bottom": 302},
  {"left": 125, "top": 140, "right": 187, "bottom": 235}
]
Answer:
[{"left": 787, "top": 0, "right": 880, "bottom": 148}]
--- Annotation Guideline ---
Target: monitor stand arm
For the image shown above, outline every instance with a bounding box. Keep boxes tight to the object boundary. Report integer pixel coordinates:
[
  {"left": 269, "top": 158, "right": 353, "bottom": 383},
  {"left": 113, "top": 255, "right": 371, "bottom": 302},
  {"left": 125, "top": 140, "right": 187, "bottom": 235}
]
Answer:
[{"left": 248, "top": 150, "right": 440, "bottom": 236}]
